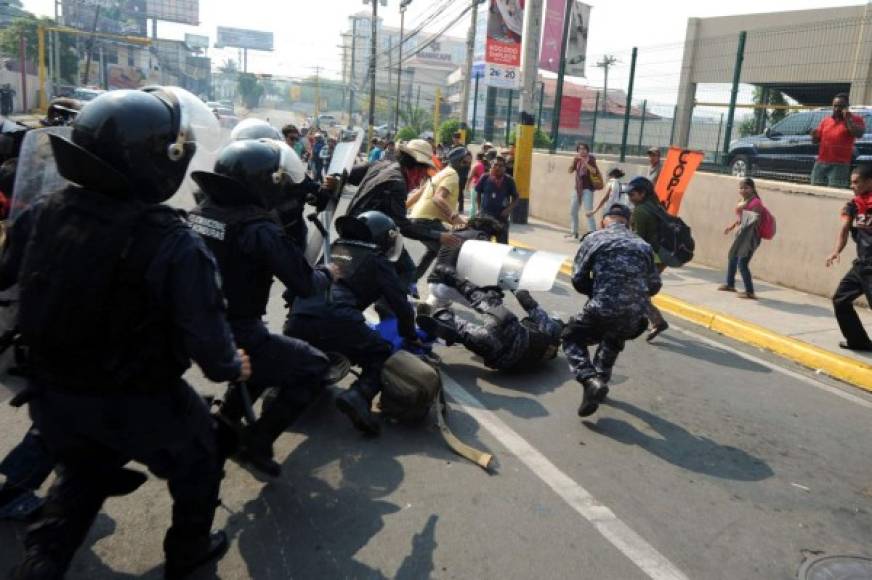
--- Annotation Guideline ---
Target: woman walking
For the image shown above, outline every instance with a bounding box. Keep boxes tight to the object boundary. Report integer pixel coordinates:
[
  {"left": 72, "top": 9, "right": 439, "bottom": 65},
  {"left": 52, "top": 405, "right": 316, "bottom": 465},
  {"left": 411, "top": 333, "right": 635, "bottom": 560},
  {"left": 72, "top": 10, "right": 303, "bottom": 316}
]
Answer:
[
  {"left": 719, "top": 178, "right": 765, "bottom": 299},
  {"left": 587, "top": 167, "right": 626, "bottom": 225},
  {"left": 566, "top": 143, "right": 601, "bottom": 238}
]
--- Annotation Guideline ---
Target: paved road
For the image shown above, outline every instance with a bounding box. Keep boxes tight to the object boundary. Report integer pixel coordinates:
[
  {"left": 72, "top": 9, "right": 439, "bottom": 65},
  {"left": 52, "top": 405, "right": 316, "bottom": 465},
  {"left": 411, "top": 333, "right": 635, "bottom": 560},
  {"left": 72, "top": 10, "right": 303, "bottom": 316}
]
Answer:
[{"left": 1, "top": 197, "right": 872, "bottom": 580}]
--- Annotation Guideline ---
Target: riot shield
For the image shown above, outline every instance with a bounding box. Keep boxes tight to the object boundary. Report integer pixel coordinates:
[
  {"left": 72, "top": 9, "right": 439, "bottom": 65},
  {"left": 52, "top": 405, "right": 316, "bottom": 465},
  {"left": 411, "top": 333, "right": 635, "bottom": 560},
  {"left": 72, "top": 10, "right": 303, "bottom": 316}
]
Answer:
[
  {"left": 305, "top": 128, "right": 365, "bottom": 265},
  {"left": 9, "top": 126, "right": 71, "bottom": 224},
  {"left": 456, "top": 240, "right": 567, "bottom": 292}
]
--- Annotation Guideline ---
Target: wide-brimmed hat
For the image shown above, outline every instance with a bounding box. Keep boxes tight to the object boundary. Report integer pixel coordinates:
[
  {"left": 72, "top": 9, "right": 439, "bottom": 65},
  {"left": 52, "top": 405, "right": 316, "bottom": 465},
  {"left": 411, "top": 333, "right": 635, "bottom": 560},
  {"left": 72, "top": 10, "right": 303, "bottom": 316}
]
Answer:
[{"left": 397, "top": 139, "right": 436, "bottom": 168}]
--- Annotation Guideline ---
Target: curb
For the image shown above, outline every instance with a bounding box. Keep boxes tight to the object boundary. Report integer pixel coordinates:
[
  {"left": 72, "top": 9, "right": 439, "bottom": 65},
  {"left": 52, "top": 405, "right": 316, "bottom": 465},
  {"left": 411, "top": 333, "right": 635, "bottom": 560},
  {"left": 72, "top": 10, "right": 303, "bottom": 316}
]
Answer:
[{"left": 511, "top": 241, "right": 872, "bottom": 392}]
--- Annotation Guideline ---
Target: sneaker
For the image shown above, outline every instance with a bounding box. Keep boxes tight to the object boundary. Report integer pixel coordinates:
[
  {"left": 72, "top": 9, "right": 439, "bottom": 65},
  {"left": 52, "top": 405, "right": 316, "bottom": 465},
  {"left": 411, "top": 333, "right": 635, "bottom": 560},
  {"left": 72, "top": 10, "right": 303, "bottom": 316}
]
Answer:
[
  {"left": 335, "top": 389, "right": 381, "bottom": 436},
  {"left": 578, "top": 377, "right": 607, "bottom": 417},
  {"left": 717, "top": 285, "right": 736, "bottom": 292},
  {"left": 737, "top": 292, "right": 757, "bottom": 300},
  {"left": 165, "top": 531, "right": 229, "bottom": 580},
  {"left": 839, "top": 341, "right": 872, "bottom": 352},
  {"left": 646, "top": 321, "right": 669, "bottom": 342}
]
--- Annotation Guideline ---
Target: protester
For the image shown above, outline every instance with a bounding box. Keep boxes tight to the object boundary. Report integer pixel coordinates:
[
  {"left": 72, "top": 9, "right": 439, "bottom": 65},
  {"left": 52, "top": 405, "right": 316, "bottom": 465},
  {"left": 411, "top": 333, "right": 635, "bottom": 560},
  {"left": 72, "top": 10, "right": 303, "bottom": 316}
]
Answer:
[
  {"left": 647, "top": 147, "right": 662, "bottom": 183},
  {"left": 627, "top": 176, "right": 670, "bottom": 341},
  {"left": 409, "top": 146, "right": 470, "bottom": 280},
  {"left": 456, "top": 150, "right": 472, "bottom": 214},
  {"left": 311, "top": 133, "right": 326, "bottom": 182},
  {"left": 504, "top": 143, "right": 516, "bottom": 177},
  {"left": 475, "top": 155, "right": 518, "bottom": 244},
  {"left": 588, "top": 167, "right": 626, "bottom": 224},
  {"left": 811, "top": 93, "right": 865, "bottom": 188},
  {"left": 826, "top": 164, "right": 872, "bottom": 351},
  {"left": 719, "top": 178, "right": 764, "bottom": 299},
  {"left": 564, "top": 203, "right": 662, "bottom": 416},
  {"left": 282, "top": 123, "right": 306, "bottom": 158},
  {"left": 368, "top": 138, "right": 384, "bottom": 163},
  {"left": 567, "top": 143, "right": 601, "bottom": 239},
  {"left": 320, "top": 136, "right": 337, "bottom": 178},
  {"left": 382, "top": 140, "right": 397, "bottom": 161},
  {"left": 0, "top": 84, "right": 14, "bottom": 116}
]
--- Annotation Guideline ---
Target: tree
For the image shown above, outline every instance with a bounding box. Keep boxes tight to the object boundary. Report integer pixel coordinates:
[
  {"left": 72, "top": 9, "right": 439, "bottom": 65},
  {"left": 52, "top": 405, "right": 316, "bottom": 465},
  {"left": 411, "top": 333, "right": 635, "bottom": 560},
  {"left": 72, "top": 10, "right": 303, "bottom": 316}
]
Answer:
[
  {"left": 237, "top": 73, "right": 264, "bottom": 109},
  {"left": 508, "top": 127, "right": 553, "bottom": 148},
  {"left": 0, "top": 15, "right": 78, "bottom": 83},
  {"left": 396, "top": 126, "right": 417, "bottom": 141},
  {"left": 219, "top": 58, "right": 238, "bottom": 74},
  {"left": 739, "top": 87, "right": 789, "bottom": 137},
  {"left": 438, "top": 119, "right": 461, "bottom": 147},
  {"left": 399, "top": 106, "right": 432, "bottom": 137}
]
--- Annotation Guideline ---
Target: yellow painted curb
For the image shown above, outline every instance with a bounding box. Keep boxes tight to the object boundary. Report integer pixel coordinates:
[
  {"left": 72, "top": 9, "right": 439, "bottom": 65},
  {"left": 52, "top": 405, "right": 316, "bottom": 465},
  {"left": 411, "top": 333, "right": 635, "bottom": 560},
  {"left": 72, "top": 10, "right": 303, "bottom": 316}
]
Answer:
[{"left": 509, "top": 239, "right": 872, "bottom": 391}]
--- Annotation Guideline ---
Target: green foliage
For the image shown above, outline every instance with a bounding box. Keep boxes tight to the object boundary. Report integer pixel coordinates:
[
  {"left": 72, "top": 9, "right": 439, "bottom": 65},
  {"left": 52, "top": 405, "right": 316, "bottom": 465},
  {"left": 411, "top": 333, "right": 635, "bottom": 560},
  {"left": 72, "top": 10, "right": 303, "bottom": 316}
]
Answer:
[
  {"left": 739, "top": 87, "right": 789, "bottom": 137},
  {"left": 398, "top": 106, "right": 432, "bottom": 136},
  {"left": 396, "top": 126, "right": 417, "bottom": 141},
  {"left": 0, "top": 15, "right": 78, "bottom": 83},
  {"left": 508, "top": 127, "right": 553, "bottom": 148},
  {"left": 237, "top": 73, "right": 264, "bottom": 109},
  {"left": 219, "top": 59, "right": 238, "bottom": 74},
  {"left": 438, "top": 119, "right": 461, "bottom": 147}
]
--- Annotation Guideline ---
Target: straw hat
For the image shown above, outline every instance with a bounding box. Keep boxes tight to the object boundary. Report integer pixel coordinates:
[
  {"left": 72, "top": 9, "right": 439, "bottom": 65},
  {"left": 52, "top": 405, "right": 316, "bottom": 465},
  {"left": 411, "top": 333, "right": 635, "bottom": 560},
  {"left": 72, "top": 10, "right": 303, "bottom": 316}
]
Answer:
[{"left": 397, "top": 139, "right": 436, "bottom": 168}]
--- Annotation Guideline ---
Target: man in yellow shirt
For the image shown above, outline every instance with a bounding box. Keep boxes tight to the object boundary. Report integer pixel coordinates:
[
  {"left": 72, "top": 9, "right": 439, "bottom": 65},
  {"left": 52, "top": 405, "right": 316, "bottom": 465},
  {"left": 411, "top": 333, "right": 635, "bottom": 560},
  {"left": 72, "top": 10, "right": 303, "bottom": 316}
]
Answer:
[{"left": 410, "top": 146, "right": 470, "bottom": 280}]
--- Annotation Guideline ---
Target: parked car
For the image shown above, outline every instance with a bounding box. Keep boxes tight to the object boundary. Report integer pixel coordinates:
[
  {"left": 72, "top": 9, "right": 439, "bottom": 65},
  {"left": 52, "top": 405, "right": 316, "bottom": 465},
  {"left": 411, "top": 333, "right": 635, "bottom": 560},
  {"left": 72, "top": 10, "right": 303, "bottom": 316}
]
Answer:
[
  {"left": 317, "top": 114, "right": 337, "bottom": 129},
  {"left": 727, "top": 107, "right": 872, "bottom": 178},
  {"left": 71, "top": 87, "right": 105, "bottom": 102}
]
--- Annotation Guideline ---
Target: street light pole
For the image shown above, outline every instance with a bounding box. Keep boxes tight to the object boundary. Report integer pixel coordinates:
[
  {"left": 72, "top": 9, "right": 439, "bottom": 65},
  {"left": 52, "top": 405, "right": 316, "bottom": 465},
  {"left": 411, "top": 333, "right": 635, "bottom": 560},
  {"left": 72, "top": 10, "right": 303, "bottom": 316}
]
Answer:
[
  {"left": 348, "top": 19, "right": 358, "bottom": 125},
  {"left": 395, "top": 0, "right": 411, "bottom": 131},
  {"left": 366, "top": 0, "right": 380, "bottom": 145}
]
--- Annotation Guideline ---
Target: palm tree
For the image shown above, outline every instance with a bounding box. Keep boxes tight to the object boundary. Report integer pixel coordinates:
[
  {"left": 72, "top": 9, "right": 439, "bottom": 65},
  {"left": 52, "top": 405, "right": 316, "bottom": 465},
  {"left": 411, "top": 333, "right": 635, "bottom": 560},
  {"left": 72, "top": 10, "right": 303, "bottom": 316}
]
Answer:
[{"left": 399, "top": 106, "right": 432, "bottom": 136}]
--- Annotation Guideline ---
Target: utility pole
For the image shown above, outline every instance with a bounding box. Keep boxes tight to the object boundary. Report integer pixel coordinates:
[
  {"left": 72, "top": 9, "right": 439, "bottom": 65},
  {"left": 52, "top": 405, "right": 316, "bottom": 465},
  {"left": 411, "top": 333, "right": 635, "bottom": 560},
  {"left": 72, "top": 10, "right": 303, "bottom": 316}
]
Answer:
[
  {"left": 347, "top": 18, "right": 359, "bottom": 126},
  {"left": 595, "top": 54, "right": 617, "bottom": 114},
  {"left": 395, "top": 0, "right": 411, "bottom": 131},
  {"left": 434, "top": 87, "right": 442, "bottom": 135},
  {"left": 460, "top": 0, "right": 480, "bottom": 139},
  {"left": 364, "top": 0, "right": 381, "bottom": 144},
  {"left": 312, "top": 66, "right": 322, "bottom": 119},
  {"left": 515, "top": 0, "right": 543, "bottom": 224}
]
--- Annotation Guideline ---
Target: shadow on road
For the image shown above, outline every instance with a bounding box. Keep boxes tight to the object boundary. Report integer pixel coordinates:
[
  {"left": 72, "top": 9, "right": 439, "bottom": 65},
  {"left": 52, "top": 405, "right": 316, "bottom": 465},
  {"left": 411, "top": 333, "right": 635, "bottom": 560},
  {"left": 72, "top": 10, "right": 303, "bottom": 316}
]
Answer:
[
  {"left": 395, "top": 514, "right": 438, "bottom": 580},
  {"left": 586, "top": 399, "right": 774, "bottom": 482},
  {"left": 654, "top": 333, "right": 772, "bottom": 374},
  {"left": 443, "top": 362, "right": 553, "bottom": 419}
]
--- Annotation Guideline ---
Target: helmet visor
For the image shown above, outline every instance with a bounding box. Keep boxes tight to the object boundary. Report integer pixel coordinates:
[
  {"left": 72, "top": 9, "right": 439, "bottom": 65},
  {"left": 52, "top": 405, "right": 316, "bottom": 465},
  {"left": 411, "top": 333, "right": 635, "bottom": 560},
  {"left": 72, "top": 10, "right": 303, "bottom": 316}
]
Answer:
[
  {"left": 231, "top": 118, "right": 281, "bottom": 141},
  {"left": 272, "top": 139, "right": 307, "bottom": 184},
  {"left": 386, "top": 230, "right": 404, "bottom": 262}
]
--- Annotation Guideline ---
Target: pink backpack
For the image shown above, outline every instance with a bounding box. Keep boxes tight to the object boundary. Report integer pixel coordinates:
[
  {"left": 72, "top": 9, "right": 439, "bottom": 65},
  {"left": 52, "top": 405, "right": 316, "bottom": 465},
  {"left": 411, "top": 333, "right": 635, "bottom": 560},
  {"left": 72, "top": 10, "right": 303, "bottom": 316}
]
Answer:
[{"left": 758, "top": 205, "right": 776, "bottom": 240}]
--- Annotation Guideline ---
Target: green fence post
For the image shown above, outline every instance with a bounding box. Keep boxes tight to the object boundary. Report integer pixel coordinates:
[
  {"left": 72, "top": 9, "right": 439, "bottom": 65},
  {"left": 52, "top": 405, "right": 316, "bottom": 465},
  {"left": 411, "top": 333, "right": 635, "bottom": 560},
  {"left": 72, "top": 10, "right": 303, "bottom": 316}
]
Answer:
[
  {"left": 723, "top": 31, "right": 747, "bottom": 155},
  {"left": 619, "top": 47, "right": 638, "bottom": 162}
]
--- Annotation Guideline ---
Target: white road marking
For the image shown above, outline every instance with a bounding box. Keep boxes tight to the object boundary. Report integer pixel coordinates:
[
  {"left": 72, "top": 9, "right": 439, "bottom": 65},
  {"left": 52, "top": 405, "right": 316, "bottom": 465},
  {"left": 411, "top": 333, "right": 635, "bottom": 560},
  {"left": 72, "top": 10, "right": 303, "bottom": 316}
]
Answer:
[
  {"left": 441, "top": 373, "right": 689, "bottom": 580},
  {"left": 553, "top": 278, "right": 872, "bottom": 409}
]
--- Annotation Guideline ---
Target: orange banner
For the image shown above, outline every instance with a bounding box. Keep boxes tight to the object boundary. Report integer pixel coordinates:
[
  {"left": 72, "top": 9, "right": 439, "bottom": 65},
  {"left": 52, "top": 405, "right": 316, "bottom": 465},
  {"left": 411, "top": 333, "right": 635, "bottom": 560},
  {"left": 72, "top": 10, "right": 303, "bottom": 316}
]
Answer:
[{"left": 655, "top": 147, "right": 704, "bottom": 216}]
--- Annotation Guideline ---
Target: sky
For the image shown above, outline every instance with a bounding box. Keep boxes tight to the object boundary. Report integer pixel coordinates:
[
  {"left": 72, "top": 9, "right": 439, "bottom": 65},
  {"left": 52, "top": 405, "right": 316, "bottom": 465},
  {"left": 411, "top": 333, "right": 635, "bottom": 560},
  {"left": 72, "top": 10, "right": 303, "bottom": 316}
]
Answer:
[{"left": 20, "top": 0, "right": 868, "bottom": 93}]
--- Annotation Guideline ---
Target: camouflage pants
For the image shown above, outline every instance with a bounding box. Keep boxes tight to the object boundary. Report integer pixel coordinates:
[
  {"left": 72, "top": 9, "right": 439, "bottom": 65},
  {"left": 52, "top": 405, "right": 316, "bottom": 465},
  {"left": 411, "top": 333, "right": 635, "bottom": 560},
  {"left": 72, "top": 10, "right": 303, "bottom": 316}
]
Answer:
[{"left": 562, "top": 309, "right": 647, "bottom": 382}]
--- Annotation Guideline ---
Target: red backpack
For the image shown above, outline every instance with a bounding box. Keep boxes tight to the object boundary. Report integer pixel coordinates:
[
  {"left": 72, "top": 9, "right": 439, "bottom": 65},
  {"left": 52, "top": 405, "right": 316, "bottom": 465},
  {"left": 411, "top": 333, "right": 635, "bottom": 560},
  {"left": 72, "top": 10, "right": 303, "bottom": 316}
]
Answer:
[{"left": 758, "top": 205, "right": 776, "bottom": 240}]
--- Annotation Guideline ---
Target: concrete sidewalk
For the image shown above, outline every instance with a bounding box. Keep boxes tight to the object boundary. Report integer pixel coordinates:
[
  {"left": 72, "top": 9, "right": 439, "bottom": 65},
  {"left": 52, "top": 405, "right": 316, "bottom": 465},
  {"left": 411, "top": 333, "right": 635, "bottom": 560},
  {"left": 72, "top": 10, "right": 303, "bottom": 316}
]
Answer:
[{"left": 506, "top": 217, "right": 872, "bottom": 388}]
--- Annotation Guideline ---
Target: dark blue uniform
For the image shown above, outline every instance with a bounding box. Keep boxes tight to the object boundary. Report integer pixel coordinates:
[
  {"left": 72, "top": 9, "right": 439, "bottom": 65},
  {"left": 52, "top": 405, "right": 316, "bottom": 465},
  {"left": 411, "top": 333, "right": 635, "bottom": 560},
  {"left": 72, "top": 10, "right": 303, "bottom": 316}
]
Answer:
[{"left": 2, "top": 192, "right": 242, "bottom": 576}]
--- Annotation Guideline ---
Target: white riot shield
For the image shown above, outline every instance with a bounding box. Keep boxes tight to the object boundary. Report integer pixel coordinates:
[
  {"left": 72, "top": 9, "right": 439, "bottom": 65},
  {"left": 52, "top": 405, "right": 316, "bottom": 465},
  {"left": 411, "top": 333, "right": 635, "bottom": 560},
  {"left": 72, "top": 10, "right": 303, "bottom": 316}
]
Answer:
[
  {"left": 305, "top": 128, "right": 365, "bottom": 265},
  {"left": 456, "top": 240, "right": 567, "bottom": 292},
  {"left": 9, "top": 127, "right": 71, "bottom": 223}
]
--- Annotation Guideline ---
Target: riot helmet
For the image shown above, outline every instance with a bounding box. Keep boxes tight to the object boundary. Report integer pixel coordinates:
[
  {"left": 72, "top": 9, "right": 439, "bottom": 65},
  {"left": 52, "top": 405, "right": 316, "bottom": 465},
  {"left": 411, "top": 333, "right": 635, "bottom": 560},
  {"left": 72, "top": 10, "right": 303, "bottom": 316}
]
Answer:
[
  {"left": 191, "top": 138, "right": 306, "bottom": 209},
  {"left": 230, "top": 118, "right": 283, "bottom": 142},
  {"left": 48, "top": 86, "right": 219, "bottom": 203},
  {"left": 335, "top": 210, "right": 404, "bottom": 261}
]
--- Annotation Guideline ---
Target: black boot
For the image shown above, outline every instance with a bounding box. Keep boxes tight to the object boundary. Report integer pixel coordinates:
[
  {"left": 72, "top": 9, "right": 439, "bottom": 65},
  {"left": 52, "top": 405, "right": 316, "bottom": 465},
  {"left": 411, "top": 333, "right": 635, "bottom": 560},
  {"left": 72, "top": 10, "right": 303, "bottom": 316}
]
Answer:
[
  {"left": 234, "top": 428, "right": 281, "bottom": 479},
  {"left": 513, "top": 289, "right": 539, "bottom": 311},
  {"left": 431, "top": 264, "right": 459, "bottom": 286},
  {"left": 578, "top": 377, "right": 609, "bottom": 417},
  {"left": 416, "top": 310, "right": 462, "bottom": 345},
  {"left": 336, "top": 385, "right": 380, "bottom": 436},
  {"left": 164, "top": 531, "right": 229, "bottom": 580}
]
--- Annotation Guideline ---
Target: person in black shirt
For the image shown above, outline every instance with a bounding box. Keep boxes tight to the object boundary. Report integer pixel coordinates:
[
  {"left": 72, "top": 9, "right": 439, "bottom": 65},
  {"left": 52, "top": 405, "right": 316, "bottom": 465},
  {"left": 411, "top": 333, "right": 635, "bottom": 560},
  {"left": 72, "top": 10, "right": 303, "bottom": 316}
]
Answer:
[
  {"left": 475, "top": 155, "right": 518, "bottom": 244},
  {"left": 827, "top": 164, "right": 872, "bottom": 351}
]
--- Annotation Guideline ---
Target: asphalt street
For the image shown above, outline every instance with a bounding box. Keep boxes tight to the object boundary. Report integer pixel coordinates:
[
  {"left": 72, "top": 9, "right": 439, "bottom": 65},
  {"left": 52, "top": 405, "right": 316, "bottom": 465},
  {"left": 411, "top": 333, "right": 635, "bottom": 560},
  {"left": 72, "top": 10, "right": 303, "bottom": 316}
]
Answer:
[{"left": 1, "top": 193, "right": 872, "bottom": 580}]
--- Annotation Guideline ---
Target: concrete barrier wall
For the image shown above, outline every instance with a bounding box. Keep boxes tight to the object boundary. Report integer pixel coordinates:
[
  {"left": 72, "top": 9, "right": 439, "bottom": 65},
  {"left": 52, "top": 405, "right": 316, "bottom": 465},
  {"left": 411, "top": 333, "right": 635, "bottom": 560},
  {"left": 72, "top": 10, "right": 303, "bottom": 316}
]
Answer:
[{"left": 529, "top": 151, "right": 857, "bottom": 299}]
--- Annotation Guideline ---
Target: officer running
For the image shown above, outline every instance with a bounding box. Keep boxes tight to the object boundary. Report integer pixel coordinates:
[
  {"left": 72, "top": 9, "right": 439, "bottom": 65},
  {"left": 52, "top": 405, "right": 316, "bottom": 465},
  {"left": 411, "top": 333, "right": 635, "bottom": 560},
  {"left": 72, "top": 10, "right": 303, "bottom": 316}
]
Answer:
[
  {"left": 190, "top": 139, "right": 333, "bottom": 478},
  {"left": 284, "top": 211, "right": 419, "bottom": 435},
  {"left": 564, "top": 204, "right": 662, "bottom": 417},
  {"left": 4, "top": 87, "right": 250, "bottom": 579}
]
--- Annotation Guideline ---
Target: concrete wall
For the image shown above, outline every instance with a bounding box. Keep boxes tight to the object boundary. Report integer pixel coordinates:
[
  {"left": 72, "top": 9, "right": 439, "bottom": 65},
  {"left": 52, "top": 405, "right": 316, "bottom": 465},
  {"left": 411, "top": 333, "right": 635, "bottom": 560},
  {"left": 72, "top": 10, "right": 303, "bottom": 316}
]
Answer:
[{"left": 529, "top": 150, "right": 856, "bottom": 299}]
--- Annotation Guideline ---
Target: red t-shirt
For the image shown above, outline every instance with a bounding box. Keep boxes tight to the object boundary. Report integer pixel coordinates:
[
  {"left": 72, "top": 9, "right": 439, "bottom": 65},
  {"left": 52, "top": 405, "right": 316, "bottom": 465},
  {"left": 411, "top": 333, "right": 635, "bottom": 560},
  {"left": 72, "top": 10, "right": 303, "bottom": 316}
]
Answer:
[
  {"left": 817, "top": 113, "right": 865, "bottom": 164},
  {"left": 470, "top": 162, "right": 487, "bottom": 188}
]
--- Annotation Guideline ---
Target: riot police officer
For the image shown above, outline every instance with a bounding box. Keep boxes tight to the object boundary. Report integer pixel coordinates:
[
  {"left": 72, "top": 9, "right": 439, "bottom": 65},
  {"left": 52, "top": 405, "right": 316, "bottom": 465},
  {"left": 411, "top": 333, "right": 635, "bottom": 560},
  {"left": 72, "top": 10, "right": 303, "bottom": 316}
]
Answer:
[
  {"left": 284, "top": 211, "right": 418, "bottom": 435},
  {"left": 418, "top": 267, "right": 564, "bottom": 372},
  {"left": 4, "top": 87, "right": 249, "bottom": 579},
  {"left": 190, "top": 139, "right": 332, "bottom": 477},
  {"left": 564, "top": 204, "right": 662, "bottom": 417}
]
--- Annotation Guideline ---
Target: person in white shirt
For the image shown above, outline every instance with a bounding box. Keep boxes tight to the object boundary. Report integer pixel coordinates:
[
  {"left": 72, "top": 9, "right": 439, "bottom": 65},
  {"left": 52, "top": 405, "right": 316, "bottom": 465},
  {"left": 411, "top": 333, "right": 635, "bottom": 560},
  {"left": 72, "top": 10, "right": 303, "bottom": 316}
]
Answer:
[{"left": 587, "top": 167, "right": 627, "bottom": 226}]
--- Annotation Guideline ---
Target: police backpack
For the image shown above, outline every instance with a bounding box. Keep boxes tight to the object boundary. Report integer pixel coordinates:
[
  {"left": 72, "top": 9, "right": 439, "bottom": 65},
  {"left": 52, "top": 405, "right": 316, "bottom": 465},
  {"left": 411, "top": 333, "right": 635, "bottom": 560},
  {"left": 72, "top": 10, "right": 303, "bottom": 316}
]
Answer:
[{"left": 653, "top": 204, "right": 695, "bottom": 267}]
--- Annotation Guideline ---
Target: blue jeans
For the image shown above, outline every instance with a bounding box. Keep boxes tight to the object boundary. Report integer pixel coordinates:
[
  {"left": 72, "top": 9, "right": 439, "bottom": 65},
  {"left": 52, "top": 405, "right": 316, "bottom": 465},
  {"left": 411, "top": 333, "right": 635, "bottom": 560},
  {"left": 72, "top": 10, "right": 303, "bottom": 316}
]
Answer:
[{"left": 726, "top": 256, "right": 754, "bottom": 294}]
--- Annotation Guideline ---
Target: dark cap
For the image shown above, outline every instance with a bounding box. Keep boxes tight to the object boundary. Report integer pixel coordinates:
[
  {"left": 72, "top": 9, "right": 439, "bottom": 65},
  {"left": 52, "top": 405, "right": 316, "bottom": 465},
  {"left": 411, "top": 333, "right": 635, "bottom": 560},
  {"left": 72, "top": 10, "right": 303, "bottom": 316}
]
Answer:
[
  {"left": 604, "top": 203, "right": 632, "bottom": 221},
  {"left": 626, "top": 176, "right": 655, "bottom": 196},
  {"left": 447, "top": 146, "right": 469, "bottom": 165}
]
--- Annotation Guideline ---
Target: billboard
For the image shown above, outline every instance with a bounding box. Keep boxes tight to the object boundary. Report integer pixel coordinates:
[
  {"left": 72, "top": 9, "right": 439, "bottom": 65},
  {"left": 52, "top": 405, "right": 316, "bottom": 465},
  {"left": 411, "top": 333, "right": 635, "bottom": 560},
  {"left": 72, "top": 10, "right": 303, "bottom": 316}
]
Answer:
[
  {"left": 539, "top": 1, "right": 591, "bottom": 77},
  {"left": 62, "top": 0, "right": 147, "bottom": 37},
  {"left": 185, "top": 33, "right": 209, "bottom": 50},
  {"left": 144, "top": 0, "right": 199, "bottom": 25},
  {"left": 484, "top": 0, "right": 523, "bottom": 89},
  {"left": 215, "top": 27, "right": 274, "bottom": 51},
  {"left": 559, "top": 96, "right": 582, "bottom": 129}
]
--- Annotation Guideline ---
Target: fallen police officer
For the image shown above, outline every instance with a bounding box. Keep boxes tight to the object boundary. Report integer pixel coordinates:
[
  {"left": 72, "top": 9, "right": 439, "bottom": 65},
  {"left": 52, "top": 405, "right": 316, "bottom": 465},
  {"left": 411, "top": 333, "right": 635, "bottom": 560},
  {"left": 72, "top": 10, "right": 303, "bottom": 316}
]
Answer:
[
  {"left": 417, "top": 265, "right": 564, "bottom": 372},
  {"left": 564, "top": 203, "right": 662, "bottom": 417}
]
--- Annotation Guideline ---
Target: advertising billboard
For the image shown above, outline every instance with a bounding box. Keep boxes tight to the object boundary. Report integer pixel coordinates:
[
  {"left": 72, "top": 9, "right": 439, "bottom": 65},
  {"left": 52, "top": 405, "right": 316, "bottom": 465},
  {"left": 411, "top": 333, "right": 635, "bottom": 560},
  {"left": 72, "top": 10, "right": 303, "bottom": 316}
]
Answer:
[
  {"left": 62, "top": 0, "right": 147, "bottom": 37},
  {"left": 215, "top": 27, "right": 274, "bottom": 52},
  {"left": 185, "top": 33, "right": 209, "bottom": 50},
  {"left": 484, "top": 0, "right": 523, "bottom": 89},
  {"left": 539, "top": 0, "right": 591, "bottom": 77},
  {"left": 559, "top": 96, "right": 582, "bottom": 129},
  {"left": 144, "top": 0, "right": 199, "bottom": 25}
]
